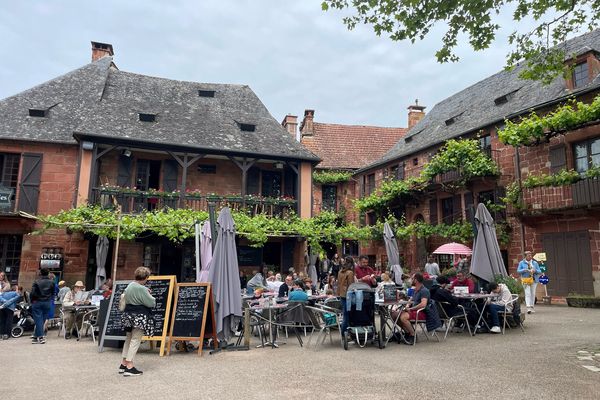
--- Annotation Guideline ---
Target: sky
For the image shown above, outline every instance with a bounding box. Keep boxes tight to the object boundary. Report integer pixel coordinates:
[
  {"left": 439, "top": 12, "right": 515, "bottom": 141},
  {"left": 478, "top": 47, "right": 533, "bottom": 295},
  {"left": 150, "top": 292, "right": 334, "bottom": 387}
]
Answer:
[{"left": 0, "top": 0, "right": 533, "bottom": 128}]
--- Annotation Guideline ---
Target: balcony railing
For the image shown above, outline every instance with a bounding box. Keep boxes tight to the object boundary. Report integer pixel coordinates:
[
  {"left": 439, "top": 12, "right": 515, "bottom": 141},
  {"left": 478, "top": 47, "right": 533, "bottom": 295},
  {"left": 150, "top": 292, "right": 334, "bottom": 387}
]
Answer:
[
  {"left": 521, "top": 177, "right": 600, "bottom": 213},
  {"left": 91, "top": 188, "right": 298, "bottom": 218}
]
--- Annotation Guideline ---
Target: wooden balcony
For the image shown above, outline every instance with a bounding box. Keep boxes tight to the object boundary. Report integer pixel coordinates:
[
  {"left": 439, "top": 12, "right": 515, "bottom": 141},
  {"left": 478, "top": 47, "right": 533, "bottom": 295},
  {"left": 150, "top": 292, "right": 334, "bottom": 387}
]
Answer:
[
  {"left": 90, "top": 188, "right": 298, "bottom": 218},
  {"left": 521, "top": 177, "right": 600, "bottom": 214}
]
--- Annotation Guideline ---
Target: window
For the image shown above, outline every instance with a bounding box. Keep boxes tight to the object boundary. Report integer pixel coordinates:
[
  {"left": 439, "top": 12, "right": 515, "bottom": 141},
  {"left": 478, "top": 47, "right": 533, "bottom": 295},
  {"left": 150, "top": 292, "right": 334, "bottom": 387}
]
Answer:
[
  {"left": 261, "top": 170, "right": 282, "bottom": 197},
  {"left": 573, "top": 62, "right": 589, "bottom": 88},
  {"left": 0, "top": 153, "right": 20, "bottom": 189},
  {"left": 441, "top": 197, "right": 454, "bottom": 224},
  {"left": 240, "top": 123, "right": 256, "bottom": 132},
  {"left": 478, "top": 190, "right": 494, "bottom": 205},
  {"left": 479, "top": 135, "right": 492, "bottom": 157},
  {"left": 322, "top": 185, "right": 337, "bottom": 211},
  {"left": 28, "top": 109, "right": 46, "bottom": 117},
  {"left": 198, "top": 90, "right": 215, "bottom": 98},
  {"left": 366, "top": 174, "right": 375, "bottom": 195},
  {"left": 0, "top": 235, "right": 23, "bottom": 283},
  {"left": 573, "top": 137, "right": 600, "bottom": 173},
  {"left": 197, "top": 165, "right": 217, "bottom": 174},
  {"left": 412, "top": 157, "right": 419, "bottom": 166},
  {"left": 342, "top": 240, "right": 359, "bottom": 257},
  {"left": 366, "top": 212, "right": 376, "bottom": 226},
  {"left": 138, "top": 113, "right": 156, "bottom": 122},
  {"left": 143, "top": 244, "right": 161, "bottom": 275}
]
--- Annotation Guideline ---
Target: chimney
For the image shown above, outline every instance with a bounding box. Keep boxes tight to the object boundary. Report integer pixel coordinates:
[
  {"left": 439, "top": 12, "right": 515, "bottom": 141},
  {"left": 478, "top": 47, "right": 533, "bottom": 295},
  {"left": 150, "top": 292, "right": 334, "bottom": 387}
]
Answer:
[
  {"left": 407, "top": 99, "right": 426, "bottom": 129},
  {"left": 300, "top": 109, "right": 315, "bottom": 136},
  {"left": 281, "top": 114, "right": 299, "bottom": 141},
  {"left": 91, "top": 41, "right": 114, "bottom": 62}
]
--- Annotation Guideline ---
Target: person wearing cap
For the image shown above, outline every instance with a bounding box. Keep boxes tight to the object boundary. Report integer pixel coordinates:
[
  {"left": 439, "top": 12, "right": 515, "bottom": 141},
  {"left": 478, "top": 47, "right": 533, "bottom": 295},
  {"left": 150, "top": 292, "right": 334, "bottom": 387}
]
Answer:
[
  {"left": 57, "top": 280, "right": 70, "bottom": 304},
  {"left": 61, "top": 281, "right": 87, "bottom": 339}
]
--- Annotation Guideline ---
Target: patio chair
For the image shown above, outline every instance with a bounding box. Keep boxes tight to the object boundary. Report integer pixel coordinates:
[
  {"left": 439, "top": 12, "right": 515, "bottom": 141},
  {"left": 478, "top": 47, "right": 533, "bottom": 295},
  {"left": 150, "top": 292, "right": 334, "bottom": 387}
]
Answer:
[
  {"left": 497, "top": 294, "right": 525, "bottom": 334},
  {"left": 235, "top": 308, "right": 268, "bottom": 347},
  {"left": 436, "top": 301, "right": 472, "bottom": 339},
  {"left": 409, "top": 303, "right": 441, "bottom": 346},
  {"left": 304, "top": 304, "right": 342, "bottom": 349},
  {"left": 78, "top": 308, "right": 99, "bottom": 343},
  {"left": 276, "top": 303, "right": 311, "bottom": 347}
]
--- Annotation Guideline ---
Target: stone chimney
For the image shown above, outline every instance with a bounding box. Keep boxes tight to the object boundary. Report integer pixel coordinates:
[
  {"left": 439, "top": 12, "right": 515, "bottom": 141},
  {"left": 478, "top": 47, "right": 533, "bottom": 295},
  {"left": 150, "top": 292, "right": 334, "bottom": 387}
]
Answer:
[
  {"left": 281, "top": 114, "right": 299, "bottom": 141},
  {"left": 91, "top": 41, "right": 114, "bottom": 62},
  {"left": 300, "top": 109, "right": 315, "bottom": 136},
  {"left": 407, "top": 100, "right": 426, "bottom": 129}
]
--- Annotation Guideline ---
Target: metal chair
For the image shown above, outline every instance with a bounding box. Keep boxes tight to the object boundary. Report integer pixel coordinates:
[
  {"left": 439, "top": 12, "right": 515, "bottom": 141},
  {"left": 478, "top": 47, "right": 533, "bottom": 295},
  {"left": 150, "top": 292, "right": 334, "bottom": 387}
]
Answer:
[
  {"left": 409, "top": 304, "right": 441, "bottom": 345},
  {"left": 304, "top": 304, "right": 342, "bottom": 349},
  {"left": 436, "top": 301, "right": 472, "bottom": 339},
  {"left": 497, "top": 294, "right": 525, "bottom": 334},
  {"left": 78, "top": 308, "right": 99, "bottom": 343}
]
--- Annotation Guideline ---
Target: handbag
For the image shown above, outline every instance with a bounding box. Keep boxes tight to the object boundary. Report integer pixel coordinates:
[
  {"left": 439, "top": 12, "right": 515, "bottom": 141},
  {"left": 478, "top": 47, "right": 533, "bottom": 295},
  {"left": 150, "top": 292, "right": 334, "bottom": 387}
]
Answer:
[
  {"left": 521, "top": 276, "right": 534, "bottom": 285},
  {"left": 118, "top": 291, "right": 127, "bottom": 312}
]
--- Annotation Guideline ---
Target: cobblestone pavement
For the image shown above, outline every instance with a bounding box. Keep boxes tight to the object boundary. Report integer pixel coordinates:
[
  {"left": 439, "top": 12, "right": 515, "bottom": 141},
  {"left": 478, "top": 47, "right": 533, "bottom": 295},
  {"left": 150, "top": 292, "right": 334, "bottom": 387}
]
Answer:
[{"left": 3, "top": 305, "right": 599, "bottom": 400}]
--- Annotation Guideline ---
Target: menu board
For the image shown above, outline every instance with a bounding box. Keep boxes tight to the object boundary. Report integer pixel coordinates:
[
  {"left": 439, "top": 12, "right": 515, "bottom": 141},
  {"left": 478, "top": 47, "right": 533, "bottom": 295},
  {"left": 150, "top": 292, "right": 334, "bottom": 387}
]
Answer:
[
  {"left": 383, "top": 285, "right": 398, "bottom": 302},
  {"left": 145, "top": 277, "right": 174, "bottom": 338},
  {"left": 98, "top": 280, "right": 131, "bottom": 352}
]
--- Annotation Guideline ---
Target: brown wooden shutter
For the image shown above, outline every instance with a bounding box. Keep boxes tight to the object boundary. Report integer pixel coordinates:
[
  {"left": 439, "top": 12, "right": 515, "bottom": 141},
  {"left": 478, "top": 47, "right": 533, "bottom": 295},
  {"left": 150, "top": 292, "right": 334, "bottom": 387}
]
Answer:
[
  {"left": 429, "top": 198, "right": 438, "bottom": 225},
  {"left": 246, "top": 167, "right": 260, "bottom": 195},
  {"left": 397, "top": 162, "right": 405, "bottom": 180},
  {"left": 464, "top": 191, "right": 474, "bottom": 223},
  {"left": 452, "top": 194, "right": 462, "bottom": 222},
  {"left": 549, "top": 145, "right": 566, "bottom": 173},
  {"left": 162, "top": 160, "right": 178, "bottom": 192},
  {"left": 117, "top": 155, "right": 133, "bottom": 187},
  {"left": 284, "top": 168, "right": 297, "bottom": 198},
  {"left": 17, "top": 153, "right": 42, "bottom": 214}
]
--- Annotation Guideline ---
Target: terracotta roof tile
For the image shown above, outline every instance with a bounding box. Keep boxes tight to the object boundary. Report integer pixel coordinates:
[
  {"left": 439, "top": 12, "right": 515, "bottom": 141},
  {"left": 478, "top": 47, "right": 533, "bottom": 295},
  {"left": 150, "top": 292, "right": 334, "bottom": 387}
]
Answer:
[{"left": 301, "top": 122, "right": 406, "bottom": 170}]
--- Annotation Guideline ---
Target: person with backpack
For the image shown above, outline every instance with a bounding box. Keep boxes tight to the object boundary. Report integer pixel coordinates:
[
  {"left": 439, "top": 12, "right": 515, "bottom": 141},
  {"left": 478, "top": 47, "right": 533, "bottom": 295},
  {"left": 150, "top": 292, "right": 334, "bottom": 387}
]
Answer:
[{"left": 30, "top": 268, "right": 55, "bottom": 344}]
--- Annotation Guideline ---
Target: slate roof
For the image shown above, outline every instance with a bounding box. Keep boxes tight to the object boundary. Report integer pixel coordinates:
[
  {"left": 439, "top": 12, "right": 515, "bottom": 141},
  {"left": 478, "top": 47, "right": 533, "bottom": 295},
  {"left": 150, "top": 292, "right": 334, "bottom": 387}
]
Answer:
[
  {"left": 301, "top": 122, "right": 406, "bottom": 170},
  {"left": 361, "top": 28, "right": 600, "bottom": 172},
  {"left": 0, "top": 57, "right": 320, "bottom": 162}
]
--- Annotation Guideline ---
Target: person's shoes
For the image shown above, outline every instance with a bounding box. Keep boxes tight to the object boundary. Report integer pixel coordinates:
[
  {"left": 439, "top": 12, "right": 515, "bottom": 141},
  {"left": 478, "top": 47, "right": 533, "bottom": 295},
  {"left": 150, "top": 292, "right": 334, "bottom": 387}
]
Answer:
[
  {"left": 2, "top": 334, "right": 8, "bottom": 340},
  {"left": 402, "top": 335, "right": 415, "bottom": 345},
  {"left": 530, "top": 308, "right": 535, "bottom": 314},
  {"left": 65, "top": 333, "right": 71, "bottom": 340},
  {"left": 527, "top": 308, "right": 532, "bottom": 314},
  {"left": 118, "top": 364, "right": 127, "bottom": 374},
  {"left": 31, "top": 337, "right": 38, "bottom": 344},
  {"left": 123, "top": 367, "right": 143, "bottom": 376},
  {"left": 38, "top": 337, "right": 46, "bottom": 344},
  {"left": 490, "top": 326, "right": 501, "bottom": 334}
]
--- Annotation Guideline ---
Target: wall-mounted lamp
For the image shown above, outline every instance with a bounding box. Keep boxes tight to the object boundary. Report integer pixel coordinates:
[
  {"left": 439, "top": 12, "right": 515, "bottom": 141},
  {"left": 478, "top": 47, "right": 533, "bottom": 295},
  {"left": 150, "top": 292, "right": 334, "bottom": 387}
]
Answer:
[
  {"left": 82, "top": 141, "right": 94, "bottom": 151},
  {"left": 274, "top": 162, "right": 284, "bottom": 169},
  {"left": 121, "top": 149, "right": 132, "bottom": 157}
]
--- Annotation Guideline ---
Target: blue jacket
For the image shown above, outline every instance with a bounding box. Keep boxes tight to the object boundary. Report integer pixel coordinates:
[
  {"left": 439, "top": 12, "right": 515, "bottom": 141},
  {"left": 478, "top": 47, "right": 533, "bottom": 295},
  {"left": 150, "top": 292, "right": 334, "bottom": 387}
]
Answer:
[
  {"left": 0, "top": 291, "right": 21, "bottom": 311},
  {"left": 517, "top": 259, "right": 542, "bottom": 283},
  {"left": 288, "top": 290, "right": 308, "bottom": 303}
]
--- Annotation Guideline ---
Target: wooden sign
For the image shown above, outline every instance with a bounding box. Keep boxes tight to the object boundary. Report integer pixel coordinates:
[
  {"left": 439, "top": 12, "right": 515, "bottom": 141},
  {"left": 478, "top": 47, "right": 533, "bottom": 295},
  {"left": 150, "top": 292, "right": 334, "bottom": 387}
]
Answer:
[
  {"left": 143, "top": 275, "right": 176, "bottom": 357},
  {"left": 167, "top": 283, "right": 217, "bottom": 356},
  {"left": 98, "top": 280, "right": 131, "bottom": 353}
]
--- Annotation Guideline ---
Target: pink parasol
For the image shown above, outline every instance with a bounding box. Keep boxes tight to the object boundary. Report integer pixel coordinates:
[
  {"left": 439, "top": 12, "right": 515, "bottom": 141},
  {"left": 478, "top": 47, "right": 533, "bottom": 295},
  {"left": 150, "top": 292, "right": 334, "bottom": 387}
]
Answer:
[{"left": 432, "top": 242, "right": 472, "bottom": 255}]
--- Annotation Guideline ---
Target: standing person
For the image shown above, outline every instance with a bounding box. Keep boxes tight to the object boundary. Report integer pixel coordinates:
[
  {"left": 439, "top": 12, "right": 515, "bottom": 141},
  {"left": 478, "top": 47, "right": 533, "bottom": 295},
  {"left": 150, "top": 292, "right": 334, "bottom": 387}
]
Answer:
[
  {"left": 0, "top": 272, "right": 10, "bottom": 293},
  {"left": 119, "top": 267, "right": 156, "bottom": 377},
  {"left": 0, "top": 285, "right": 22, "bottom": 340},
  {"left": 354, "top": 255, "right": 375, "bottom": 280},
  {"left": 330, "top": 254, "right": 341, "bottom": 278},
  {"left": 336, "top": 256, "right": 355, "bottom": 335},
  {"left": 30, "top": 268, "right": 54, "bottom": 344},
  {"left": 517, "top": 251, "right": 541, "bottom": 314},
  {"left": 424, "top": 255, "right": 441, "bottom": 278}
]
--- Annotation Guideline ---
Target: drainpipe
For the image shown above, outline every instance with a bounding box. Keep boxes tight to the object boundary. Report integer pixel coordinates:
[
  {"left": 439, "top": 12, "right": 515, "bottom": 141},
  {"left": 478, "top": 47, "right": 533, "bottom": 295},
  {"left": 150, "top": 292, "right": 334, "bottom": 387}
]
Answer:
[{"left": 515, "top": 148, "right": 526, "bottom": 255}]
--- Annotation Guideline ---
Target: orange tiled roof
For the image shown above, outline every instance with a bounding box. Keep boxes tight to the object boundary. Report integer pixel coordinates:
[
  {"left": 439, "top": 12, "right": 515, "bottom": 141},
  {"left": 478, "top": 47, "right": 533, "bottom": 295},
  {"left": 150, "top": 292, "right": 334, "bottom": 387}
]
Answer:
[{"left": 302, "top": 122, "right": 406, "bottom": 170}]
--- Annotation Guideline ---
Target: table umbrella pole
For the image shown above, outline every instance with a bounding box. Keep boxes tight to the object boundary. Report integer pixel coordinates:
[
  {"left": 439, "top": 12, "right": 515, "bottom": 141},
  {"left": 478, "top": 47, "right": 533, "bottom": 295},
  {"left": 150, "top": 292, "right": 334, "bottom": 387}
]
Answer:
[
  {"left": 111, "top": 207, "right": 122, "bottom": 283},
  {"left": 195, "top": 221, "right": 201, "bottom": 283}
]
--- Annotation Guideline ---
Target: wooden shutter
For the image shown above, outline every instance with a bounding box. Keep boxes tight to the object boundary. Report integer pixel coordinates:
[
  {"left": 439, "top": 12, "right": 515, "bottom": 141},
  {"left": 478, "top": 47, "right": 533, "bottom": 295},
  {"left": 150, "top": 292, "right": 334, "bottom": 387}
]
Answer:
[
  {"left": 549, "top": 145, "right": 566, "bottom": 173},
  {"left": 464, "top": 192, "right": 474, "bottom": 223},
  {"left": 429, "top": 199, "right": 438, "bottom": 225},
  {"left": 17, "top": 153, "right": 42, "bottom": 214},
  {"left": 397, "top": 162, "right": 405, "bottom": 180},
  {"left": 117, "top": 155, "right": 133, "bottom": 187},
  {"left": 452, "top": 194, "right": 462, "bottom": 222},
  {"left": 284, "top": 167, "right": 297, "bottom": 198},
  {"left": 162, "top": 160, "right": 178, "bottom": 192},
  {"left": 246, "top": 167, "right": 260, "bottom": 195}
]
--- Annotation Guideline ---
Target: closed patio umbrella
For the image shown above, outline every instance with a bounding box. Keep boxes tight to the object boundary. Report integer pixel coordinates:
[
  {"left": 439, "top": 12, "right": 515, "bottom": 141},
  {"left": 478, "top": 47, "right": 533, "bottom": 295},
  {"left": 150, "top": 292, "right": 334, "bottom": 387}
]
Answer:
[
  {"left": 95, "top": 236, "right": 109, "bottom": 289},
  {"left": 198, "top": 221, "right": 213, "bottom": 282},
  {"left": 470, "top": 203, "right": 507, "bottom": 283},
  {"left": 308, "top": 252, "right": 318, "bottom": 288},
  {"left": 384, "top": 222, "right": 403, "bottom": 285},
  {"left": 207, "top": 207, "right": 242, "bottom": 341}
]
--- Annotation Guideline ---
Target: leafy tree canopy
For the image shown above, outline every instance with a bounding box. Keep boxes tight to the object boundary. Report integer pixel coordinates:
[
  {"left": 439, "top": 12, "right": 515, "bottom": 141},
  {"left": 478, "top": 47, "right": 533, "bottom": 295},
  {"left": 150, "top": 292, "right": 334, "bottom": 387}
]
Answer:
[{"left": 321, "top": 0, "right": 600, "bottom": 83}]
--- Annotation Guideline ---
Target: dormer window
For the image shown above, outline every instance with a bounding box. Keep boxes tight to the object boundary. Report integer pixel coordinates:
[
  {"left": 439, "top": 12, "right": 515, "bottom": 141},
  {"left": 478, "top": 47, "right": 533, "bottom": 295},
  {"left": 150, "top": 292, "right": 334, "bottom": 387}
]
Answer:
[
  {"left": 573, "top": 62, "right": 589, "bottom": 88},
  {"left": 28, "top": 109, "right": 47, "bottom": 118},
  {"left": 240, "top": 123, "right": 256, "bottom": 132},
  {"left": 139, "top": 113, "right": 156, "bottom": 122},
  {"left": 198, "top": 90, "right": 215, "bottom": 98}
]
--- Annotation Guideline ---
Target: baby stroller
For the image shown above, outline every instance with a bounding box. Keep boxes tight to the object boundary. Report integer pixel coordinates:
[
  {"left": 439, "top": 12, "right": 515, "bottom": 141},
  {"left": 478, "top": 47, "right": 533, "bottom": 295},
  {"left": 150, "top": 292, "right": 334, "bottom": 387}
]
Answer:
[
  {"left": 342, "top": 283, "right": 382, "bottom": 350},
  {"left": 11, "top": 302, "right": 35, "bottom": 338}
]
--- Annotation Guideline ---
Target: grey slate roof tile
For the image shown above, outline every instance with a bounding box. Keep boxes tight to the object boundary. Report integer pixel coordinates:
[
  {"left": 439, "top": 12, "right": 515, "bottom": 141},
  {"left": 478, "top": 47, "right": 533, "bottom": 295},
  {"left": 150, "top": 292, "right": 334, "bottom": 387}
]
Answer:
[{"left": 0, "top": 56, "right": 319, "bottom": 162}]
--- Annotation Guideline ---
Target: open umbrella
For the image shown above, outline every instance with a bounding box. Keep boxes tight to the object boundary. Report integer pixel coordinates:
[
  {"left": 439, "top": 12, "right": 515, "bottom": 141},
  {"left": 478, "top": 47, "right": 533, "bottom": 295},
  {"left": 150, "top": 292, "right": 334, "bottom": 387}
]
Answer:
[
  {"left": 470, "top": 203, "right": 507, "bottom": 283},
  {"left": 383, "top": 222, "right": 403, "bottom": 285},
  {"left": 198, "top": 221, "right": 213, "bottom": 282},
  {"left": 95, "top": 236, "right": 109, "bottom": 289},
  {"left": 207, "top": 207, "right": 242, "bottom": 341},
  {"left": 432, "top": 242, "right": 472, "bottom": 255}
]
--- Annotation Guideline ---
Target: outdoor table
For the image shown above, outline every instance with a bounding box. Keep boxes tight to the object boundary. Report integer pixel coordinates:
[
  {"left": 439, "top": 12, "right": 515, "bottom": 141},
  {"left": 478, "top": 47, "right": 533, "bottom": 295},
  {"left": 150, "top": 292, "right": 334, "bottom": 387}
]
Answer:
[
  {"left": 375, "top": 299, "right": 408, "bottom": 346},
  {"left": 62, "top": 304, "right": 98, "bottom": 340},
  {"left": 454, "top": 293, "right": 499, "bottom": 334},
  {"left": 249, "top": 302, "right": 289, "bottom": 348}
]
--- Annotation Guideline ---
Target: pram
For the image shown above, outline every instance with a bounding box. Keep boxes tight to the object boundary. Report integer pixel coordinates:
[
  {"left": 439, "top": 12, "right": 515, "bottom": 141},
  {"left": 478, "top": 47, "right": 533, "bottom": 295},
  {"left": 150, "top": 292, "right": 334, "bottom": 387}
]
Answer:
[
  {"left": 11, "top": 302, "right": 35, "bottom": 338},
  {"left": 342, "top": 282, "right": 382, "bottom": 350}
]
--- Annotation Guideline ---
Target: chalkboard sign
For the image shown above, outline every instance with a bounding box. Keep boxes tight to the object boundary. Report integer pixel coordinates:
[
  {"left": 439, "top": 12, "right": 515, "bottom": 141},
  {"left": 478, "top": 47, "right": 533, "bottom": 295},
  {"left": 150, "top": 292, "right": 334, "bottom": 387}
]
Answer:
[
  {"left": 166, "top": 283, "right": 217, "bottom": 356},
  {"left": 143, "top": 276, "right": 176, "bottom": 356},
  {"left": 98, "top": 280, "right": 131, "bottom": 353},
  {"left": 237, "top": 245, "right": 262, "bottom": 266},
  {"left": 383, "top": 285, "right": 398, "bottom": 302}
]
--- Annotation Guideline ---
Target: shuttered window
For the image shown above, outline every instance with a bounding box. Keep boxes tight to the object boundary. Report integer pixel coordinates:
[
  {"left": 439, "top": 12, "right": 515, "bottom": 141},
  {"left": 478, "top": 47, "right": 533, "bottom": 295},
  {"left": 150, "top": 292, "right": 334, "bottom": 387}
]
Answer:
[
  {"left": 429, "top": 199, "right": 438, "bottom": 225},
  {"left": 117, "top": 155, "right": 133, "bottom": 187},
  {"left": 441, "top": 197, "right": 453, "bottom": 224},
  {"left": 549, "top": 145, "right": 567, "bottom": 174},
  {"left": 464, "top": 192, "right": 474, "bottom": 223},
  {"left": 246, "top": 167, "right": 260, "bottom": 195},
  {"left": 162, "top": 160, "right": 179, "bottom": 192}
]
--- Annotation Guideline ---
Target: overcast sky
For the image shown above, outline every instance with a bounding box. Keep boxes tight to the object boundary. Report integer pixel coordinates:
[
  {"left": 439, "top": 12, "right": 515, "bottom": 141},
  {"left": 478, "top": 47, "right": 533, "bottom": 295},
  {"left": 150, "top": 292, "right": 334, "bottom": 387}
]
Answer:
[{"left": 1, "top": 1, "right": 532, "bottom": 128}]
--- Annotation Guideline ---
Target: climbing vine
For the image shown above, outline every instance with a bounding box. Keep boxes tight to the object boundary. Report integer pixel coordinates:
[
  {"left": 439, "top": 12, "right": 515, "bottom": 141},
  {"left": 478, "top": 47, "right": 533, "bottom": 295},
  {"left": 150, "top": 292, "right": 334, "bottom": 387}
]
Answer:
[{"left": 312, "top": 170, "right": 353, "bottom": 184}]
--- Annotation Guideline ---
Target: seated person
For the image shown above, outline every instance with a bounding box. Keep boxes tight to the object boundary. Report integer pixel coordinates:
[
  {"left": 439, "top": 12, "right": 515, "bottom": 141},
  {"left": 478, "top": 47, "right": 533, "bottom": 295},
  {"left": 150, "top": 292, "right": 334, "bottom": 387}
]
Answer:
[
  {"left": 61, "top": 281, "right": 89, "bottom": 339},
  {"left": 266, "top": 271, "right": 276, "bottom": 282},
  {"left": 430, "top": 276, "right": 478, "bottom": 327},
  {"left": 246, "top": 269, "right": 267, "bottom": 295},
  {"left": 376, "top": 273, "right": 396, "bottom": 299},
  {"left": 57, "top": 281, "right": 70, "bottom": 304},
  {"left": 288, "top": 280, "right": 309, "bottom": 303},
  {"left": 354, "top": 255, "right": 375, "bottom": 280},
  {"left": 278, "top": 275, "right": 294, "bottom": 298},
  {"left": 325, "top": 289, "right": 334, "bottom": 298},
  {"left": 485, "top": 282, "right": 513, "bottom": 334},
  {"left": 394, "top": 273, "right": 429, "bottom": 345},
  {"left": 449, "top": 270, "right": 475, "bottom": 293}
]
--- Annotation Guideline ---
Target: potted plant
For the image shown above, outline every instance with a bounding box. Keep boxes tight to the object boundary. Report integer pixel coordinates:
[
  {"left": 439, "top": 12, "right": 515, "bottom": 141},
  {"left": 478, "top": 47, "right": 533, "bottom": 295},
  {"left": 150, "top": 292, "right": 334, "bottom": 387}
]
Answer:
[{"left": 566, "top": 293, "right": 600, "bottom": 308}]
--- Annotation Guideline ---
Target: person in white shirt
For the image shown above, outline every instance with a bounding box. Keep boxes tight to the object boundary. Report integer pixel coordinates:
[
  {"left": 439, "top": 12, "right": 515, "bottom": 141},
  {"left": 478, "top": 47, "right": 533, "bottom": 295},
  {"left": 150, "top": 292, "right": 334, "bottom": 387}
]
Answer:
[
  {"left": 486, "top": 282, "right": 513, "bottom": 333},
  {"left": 424, "top": 255, "right": 441, "bottom": 277}
]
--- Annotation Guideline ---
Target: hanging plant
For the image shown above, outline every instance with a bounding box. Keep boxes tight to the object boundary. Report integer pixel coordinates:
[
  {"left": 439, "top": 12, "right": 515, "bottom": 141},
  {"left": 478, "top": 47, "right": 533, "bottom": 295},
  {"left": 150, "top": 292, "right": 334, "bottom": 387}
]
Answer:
[{"left": 313, "top": 170, "right": 353, "bottom": 184}]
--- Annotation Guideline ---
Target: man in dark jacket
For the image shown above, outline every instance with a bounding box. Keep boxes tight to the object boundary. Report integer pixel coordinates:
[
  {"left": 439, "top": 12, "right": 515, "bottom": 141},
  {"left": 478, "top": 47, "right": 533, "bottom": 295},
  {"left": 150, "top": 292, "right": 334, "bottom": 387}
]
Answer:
[
  {"left": 30, "top": 268, "right": 54, "bottom": 344},
  {"left": 431, "top": 276, "right": 478, "bottom": 328}
]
